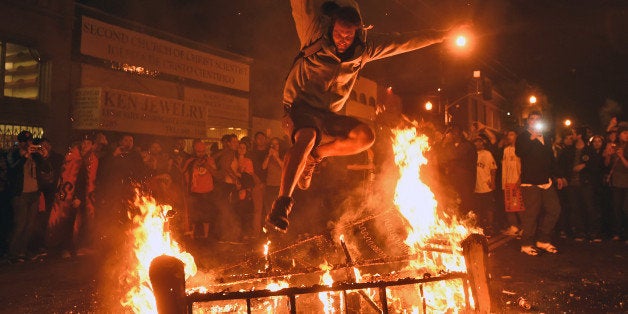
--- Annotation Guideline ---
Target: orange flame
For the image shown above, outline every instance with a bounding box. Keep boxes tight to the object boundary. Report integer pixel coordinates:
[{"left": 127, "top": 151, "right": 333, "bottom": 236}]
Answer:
[
  {"left": 391, "top": 127, "right": 477, "bottom": 311},
  {"left": 121, "top": 190, "right": 197, "bottom": 313},
  {"left": 318, "top": 261, "right": 343, "bottom": 313}
]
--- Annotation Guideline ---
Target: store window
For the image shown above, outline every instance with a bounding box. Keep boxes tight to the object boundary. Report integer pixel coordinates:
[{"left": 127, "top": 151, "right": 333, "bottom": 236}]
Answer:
[
  {"left": 1, "top": 42, "right": 41, "bottom": 100},
  {"left": 0, "top": 124, "right": 44, "bottom": 150},
  {"left": 368, "top": 96, "right": 376, "bottom": 107}
]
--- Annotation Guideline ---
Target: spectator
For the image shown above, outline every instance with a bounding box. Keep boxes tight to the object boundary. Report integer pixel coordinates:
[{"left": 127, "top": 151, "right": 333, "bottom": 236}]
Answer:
[
  {"left": 470, "top": 121, "right": 499, "bottom": 158},
  {"left": 30, "top": 138, "right": 63, "bottom": 256},
  {"left": 555, "top": 129, "right": 574, "bottom": 238},
  {"left": 589, "top": 135, "right": 612, "bottom": 237},
  {"left": 47, "top": 134, "right": 100, "bottom": 258},
  {"left": 92, "top": 132, "right": 109, "bottom": 159},
  {"left": 436, "top": 123, "right": 477, "bottom": 216},
  {"left": 211, "top": 134, "right": 241, "bottom": 242},
  {"left": 6, "top": 131, "right": 40, "bottom": 262},
  {"left": 249, "top": 132, "right": 269, "bottom": 236},
  {"left": 606, "top": 122, "right": 628, "bottom": 242},
  {"left": 144, "top": 141, "right": 174, "bottom": 204},
  {"left": 235, "top": 141, "right": 256, "bottom": 239},
  {"left": 473, "top": 136, "right": 497, "bottom": 236},
  {"left": 515, "top": 111, "right": 566, "bottom": 255},
  {"left": 181, "top": 140, "right": 219, "bottom": 240},
  {"left": 563, "top": 127, "right": 602, "bottom": 242},
  {"left": 95, "top": 134, "right": 147, "bottom": 250},
  {"left": 501, "top": 130, "right": 524, "bottom": 236},
  {"left": 263, "top": 137, "right": 284, "bottom": 223},
  {"left": 212, "top": 134, "right": 240, "bottom": 199}
]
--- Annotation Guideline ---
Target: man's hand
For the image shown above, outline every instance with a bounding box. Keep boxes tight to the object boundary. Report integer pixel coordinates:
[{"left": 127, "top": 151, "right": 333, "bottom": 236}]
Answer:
[{"left": 445, "top": 23, "right": 473, "bottom": 44}]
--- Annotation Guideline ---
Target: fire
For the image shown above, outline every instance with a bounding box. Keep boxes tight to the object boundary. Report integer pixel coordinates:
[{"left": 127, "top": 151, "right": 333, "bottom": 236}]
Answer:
[
  {"left": 121, "top": 190, "right": 197, "bottom": 313},
  {"left": 391, "top": 127, "right": 476, "bottom": 311},
  {"left": 318, "top": 261, "right": 343, "bottom": 313}
]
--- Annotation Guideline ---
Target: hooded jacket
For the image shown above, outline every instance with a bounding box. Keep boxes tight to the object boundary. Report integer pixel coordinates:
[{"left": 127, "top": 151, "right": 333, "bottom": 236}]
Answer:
[{"left": 284, "top": 0, "right": 445, "bottom": 112}]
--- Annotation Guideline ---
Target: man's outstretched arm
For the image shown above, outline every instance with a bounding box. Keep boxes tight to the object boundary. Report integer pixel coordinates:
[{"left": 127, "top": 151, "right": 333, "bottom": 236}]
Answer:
[{"left": 365, "top": 29, "right": 448, "bottom": 62}]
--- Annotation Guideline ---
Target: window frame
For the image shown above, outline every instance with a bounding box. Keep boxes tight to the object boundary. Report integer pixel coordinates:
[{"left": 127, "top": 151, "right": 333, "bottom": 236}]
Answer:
[{"left": 1, "top": 40, "right": 43, "bottom": 101}]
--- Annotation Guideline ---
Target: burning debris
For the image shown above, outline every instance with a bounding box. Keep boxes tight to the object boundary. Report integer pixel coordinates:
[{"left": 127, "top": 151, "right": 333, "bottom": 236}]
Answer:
[{"left": 119, "top": 126, "right": 490, "bottom": 313}]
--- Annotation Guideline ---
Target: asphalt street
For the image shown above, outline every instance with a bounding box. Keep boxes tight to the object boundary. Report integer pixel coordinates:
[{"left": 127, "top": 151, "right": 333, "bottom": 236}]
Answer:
[{"left": 0, "top": 234, "right": 626, "bottom": 313}]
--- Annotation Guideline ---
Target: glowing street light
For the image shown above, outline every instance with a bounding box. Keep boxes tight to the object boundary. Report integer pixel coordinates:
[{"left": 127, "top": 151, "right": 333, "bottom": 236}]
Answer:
[
  {"left": 424, "top": 101, "right": 433, "bottom": 111},
  {"left": 564, "top": 119, "right": 572, "bottom": 127},
  {"left": 529, "top": 95, "right": 537, "bottom": 104},
  {"left": 455, "top": 35, "right": 467, "bottom": 47}
]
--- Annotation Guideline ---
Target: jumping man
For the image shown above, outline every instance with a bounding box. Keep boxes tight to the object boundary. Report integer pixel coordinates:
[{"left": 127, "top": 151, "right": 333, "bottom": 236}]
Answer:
[{"left": 266, "top": 0, "right": 460, "bottom": 233}]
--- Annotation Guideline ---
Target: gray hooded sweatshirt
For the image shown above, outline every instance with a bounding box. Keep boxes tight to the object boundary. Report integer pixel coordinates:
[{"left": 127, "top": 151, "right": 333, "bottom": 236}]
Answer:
[{"left": 284, "top": 0, "right": 446, "bottom": 113}]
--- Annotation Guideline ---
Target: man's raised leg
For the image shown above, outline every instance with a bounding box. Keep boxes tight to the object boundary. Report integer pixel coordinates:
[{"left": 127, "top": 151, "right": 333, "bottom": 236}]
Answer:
[
  {"left": 266, "top": 123, "right": 375, "bottom": 233},
  {"left": 266, "top": 128, "right": 317, "bottom": 232}
]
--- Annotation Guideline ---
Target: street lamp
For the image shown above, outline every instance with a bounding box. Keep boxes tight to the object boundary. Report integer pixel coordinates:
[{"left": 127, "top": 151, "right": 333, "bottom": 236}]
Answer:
[
  {"left": 425, "top": 101, "right": 433, "bottom": 111},
  {"left": 529, "top": 95, "right": 537, "bottom": 104},
  {"left": 455, "top": 35, "right": 467, "bottom": 47},
  {"left": 564, "top": 119, "right": 572, "bottom": 127}
]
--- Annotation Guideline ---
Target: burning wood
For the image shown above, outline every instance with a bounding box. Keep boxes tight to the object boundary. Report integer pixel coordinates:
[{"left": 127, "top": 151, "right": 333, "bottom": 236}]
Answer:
[{"left": 124, "top": 126, "right": 491, "bottom": 313}]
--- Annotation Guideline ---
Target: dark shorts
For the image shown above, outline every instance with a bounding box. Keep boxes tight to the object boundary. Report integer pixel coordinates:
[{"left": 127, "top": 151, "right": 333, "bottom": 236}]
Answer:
[{"left": 284, "top": 100, "right": 363, "bottom": 148}]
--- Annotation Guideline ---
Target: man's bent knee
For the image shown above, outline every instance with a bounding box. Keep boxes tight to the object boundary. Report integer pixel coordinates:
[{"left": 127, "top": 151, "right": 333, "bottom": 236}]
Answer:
[{"left": 351, "top": 124, "right": 375, "bottom": 149}]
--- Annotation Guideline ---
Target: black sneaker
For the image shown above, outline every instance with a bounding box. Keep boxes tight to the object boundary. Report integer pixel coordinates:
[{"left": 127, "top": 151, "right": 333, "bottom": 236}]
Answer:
[
  {"left": 265, "top": 196, "right": 294, "bottom": 233},
  {"left": 297, "top": 155, "right": 322, "bottom": 190}
]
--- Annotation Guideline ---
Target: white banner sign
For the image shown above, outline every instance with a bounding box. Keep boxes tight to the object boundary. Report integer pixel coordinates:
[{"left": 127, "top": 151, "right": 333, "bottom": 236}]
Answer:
[
  {"left": 184, "top": 87, "right": 249, "bottom": 128},
  {"left": 80, "top": 16, "right": 250, "bottom": 92},
  {"left": 73, "top": 87, "right": 249, "bottom": 138}
]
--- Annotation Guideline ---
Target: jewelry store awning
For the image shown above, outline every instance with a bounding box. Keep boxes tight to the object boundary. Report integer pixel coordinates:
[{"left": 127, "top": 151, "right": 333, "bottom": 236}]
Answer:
[{"left": 72, "top": 87, "right": 249, "bottom": 138}]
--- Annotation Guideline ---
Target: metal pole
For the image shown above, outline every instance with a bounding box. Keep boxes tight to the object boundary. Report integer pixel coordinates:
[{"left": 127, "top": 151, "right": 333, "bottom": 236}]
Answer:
[{"left": 289, "top": 294, "right": 297, "bottom": 314}]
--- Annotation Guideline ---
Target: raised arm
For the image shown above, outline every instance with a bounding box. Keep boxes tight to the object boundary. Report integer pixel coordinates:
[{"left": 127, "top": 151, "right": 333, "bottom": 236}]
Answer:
[
  {"left": 290, "top": 0, "right": 324, "bottom": 48},
  {"left": 364, "top": 29, "right": 447, "bottom": 62},
  {"left": 291, "top": 0, "right": 362, "bottom": 48}
]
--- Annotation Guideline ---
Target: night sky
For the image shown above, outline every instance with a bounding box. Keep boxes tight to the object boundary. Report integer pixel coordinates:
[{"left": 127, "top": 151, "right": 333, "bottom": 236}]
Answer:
[{"left": 79, "top": 0, "right": 627, "bottom": 131}]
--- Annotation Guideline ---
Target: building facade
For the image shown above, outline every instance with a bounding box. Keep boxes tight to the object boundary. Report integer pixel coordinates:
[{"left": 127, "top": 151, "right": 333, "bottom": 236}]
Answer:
[
  {"left": 0, "top": 0, "right": 74, "bottom": 149},
  {"left": 1, "top": 1, "right": 253, "bottom": 151}
]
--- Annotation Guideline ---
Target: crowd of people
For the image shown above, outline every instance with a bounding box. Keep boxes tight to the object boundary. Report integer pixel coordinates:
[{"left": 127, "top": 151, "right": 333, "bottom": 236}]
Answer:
[
  {"left": 428, "top": 114, "right": 628, "bottom": 255},
  {"left": 0, "top": 130, "right": 304, "bottom": 263},
  {"left": 0, "top": 114, "right": 626, "bottom": 263}
]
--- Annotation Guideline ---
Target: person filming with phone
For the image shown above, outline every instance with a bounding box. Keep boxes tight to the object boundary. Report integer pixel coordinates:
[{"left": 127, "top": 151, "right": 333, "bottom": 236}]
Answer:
[{"left": 515, "top": 111, "right": 567, "bottom": 256}]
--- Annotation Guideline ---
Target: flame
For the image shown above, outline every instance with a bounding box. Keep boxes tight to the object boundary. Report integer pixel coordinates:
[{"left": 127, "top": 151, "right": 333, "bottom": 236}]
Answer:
[
  {"left": 121, "top": 190, "right": 197, "bottom": 313},
  {"left": 317, "top": 261, "right": 342, "bottom": 313},
  {"left": 391, "top": 127, "right": 476, "bottom": 311}
]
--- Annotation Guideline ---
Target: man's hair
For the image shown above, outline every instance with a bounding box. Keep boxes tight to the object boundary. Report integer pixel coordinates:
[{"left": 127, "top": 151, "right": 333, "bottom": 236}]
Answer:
[
  {"left": 254, "top": 131, "right": 266, "bottom": 138},
  {"left": 118, "top": 134, "right": 133, "bottom": 143},
  {"left": 332, "top": 6, "right": 361, "bottom": 28},
  {"left": 221, "top": 133, "right": 237, "bottom": 144}
]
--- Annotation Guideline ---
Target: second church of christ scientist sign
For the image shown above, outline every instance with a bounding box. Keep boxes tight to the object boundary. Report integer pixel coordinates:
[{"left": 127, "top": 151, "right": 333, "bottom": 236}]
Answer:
[{"left": 80, "top": 16, "right": 250, "bottom": 92}]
